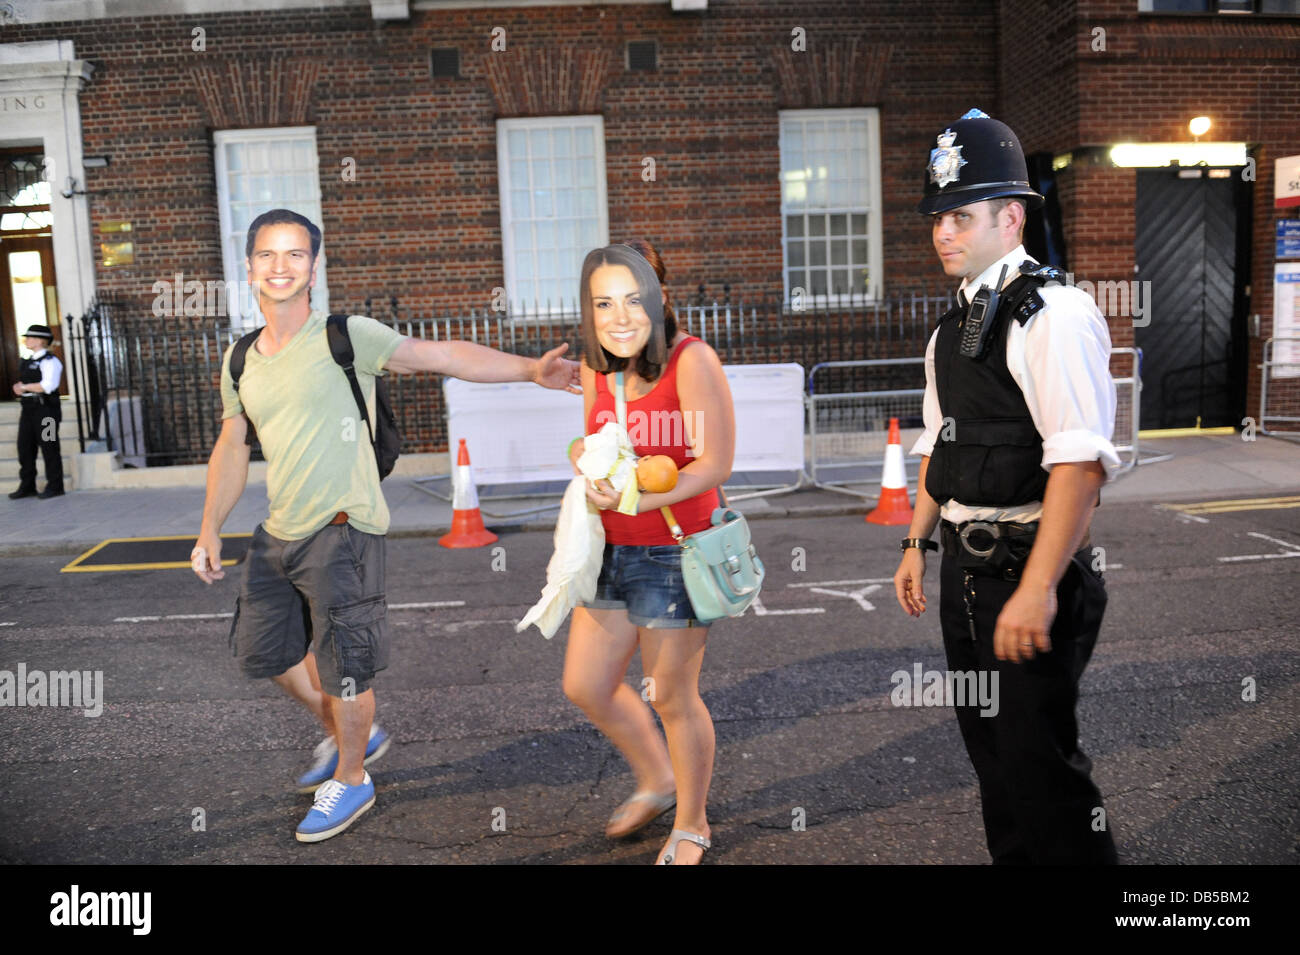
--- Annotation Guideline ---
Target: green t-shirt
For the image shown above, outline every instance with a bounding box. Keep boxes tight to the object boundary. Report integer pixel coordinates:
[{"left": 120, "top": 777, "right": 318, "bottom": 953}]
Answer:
[{"left": 220, "top": 311, "right": 405, "bottom": 540}]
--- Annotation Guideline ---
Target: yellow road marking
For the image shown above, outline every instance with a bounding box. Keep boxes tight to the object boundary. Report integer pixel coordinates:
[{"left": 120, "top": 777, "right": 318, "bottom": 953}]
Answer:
[
  {"left": 1163, "top": 495, "right": 1300, "bottom": 515},
  {"left": 61, "top": 533, "right": 253, "bottom": 573}
]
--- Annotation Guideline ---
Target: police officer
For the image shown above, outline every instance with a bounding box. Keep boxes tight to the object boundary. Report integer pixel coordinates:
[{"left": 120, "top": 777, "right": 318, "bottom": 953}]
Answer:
[
  {"left": 9, "top": 323, "right": 65, "bottom": 500},
  {"left": 892, "top": 109, "right": 1119, "bottom": 864}
]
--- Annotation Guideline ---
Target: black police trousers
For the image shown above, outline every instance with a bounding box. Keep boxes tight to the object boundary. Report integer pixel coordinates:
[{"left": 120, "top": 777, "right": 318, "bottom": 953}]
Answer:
[
  {"left": 17, "top": 397, "right": 63, "bottom": 492},
  {"left": 939, "top": 550, "right": 1118, "bottom": 864}
]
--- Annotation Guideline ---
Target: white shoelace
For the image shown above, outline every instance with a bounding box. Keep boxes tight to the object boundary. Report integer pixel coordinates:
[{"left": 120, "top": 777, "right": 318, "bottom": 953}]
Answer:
[{"left": 312, "top": 779, "right": 347, "bottom": 814}]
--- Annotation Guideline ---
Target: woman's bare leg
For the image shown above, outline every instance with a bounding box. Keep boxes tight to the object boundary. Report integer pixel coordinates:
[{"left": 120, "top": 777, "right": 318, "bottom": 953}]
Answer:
[
  {"left": 563, "top": 607, "right": 675, "bottom": 807},
  {"left": 639, "top": 624, "right": 713, "bottom": 864}
]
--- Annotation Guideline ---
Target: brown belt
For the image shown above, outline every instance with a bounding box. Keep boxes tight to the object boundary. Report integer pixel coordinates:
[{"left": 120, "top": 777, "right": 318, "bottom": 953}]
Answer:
[{"left": 329, "top": 511, "right": 349, "bottom": 525}]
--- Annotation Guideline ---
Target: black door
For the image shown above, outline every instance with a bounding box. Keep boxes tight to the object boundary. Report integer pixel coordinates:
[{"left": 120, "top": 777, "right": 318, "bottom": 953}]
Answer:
[{"left": 1134, "top": 167, "right": 1251, "bottom": 430}]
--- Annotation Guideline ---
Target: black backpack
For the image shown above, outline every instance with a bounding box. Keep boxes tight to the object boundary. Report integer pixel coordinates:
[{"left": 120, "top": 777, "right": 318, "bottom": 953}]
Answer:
[{"left": 228, "top": 313, "right": 401, "bottom": 480}]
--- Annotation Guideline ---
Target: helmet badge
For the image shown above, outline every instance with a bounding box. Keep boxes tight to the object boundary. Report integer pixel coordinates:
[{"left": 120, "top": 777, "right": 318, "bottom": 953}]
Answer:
[{"left": 928, "top": 128, "right": 966, "bottom": 190}]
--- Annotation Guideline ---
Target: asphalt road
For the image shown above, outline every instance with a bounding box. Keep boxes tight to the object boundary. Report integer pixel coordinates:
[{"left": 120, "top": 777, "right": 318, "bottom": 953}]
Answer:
[{"left": 1, "top": 498, "right": 1297, "bottom": 865}]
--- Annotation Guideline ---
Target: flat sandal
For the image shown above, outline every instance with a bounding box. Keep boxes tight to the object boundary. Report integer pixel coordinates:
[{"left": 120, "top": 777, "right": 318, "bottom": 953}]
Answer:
[
  {"left": 605, "top": 789, "right": 676, "bottom": 839},
  {"left": 656, "top": 828, "right": 711, "bottom": 865}
]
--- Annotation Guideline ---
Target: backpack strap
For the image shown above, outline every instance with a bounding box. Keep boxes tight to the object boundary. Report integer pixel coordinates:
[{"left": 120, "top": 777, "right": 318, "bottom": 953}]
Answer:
[
  {"left": 325, "top": 313, "right": 376, "bottom": 451},
  {"left": 229, "top": 327, "right": 263, "bottom": 393}
]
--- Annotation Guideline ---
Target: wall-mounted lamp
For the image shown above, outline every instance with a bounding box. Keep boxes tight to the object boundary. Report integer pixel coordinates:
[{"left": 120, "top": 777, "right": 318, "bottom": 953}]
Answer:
[{"left": 1189, "top": 116, "right": 1212, "bottom": 141}]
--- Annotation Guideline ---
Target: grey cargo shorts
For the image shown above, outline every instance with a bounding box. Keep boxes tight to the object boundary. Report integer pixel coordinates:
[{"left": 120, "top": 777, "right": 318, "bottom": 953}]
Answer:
[{"left": 228, "top": 520, "right": 389, "bottom": 697}]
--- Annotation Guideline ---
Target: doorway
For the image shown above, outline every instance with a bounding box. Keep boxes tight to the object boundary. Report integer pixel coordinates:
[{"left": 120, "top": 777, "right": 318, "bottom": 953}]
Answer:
[
  {"left": 1134, "top": 166, "right": 1252, "bottom": 430},
  {"left": 0, "top": 150, "right": 61, "bottom": 399}
]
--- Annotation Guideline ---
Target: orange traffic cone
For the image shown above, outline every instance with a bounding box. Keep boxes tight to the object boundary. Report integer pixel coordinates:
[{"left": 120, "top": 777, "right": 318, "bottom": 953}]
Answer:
[
  {"left": 865, "top": 418, "right": 914, "bottom": 525},
  {"left": 439, "top": 438, "right": 499, "bottom": 548}
]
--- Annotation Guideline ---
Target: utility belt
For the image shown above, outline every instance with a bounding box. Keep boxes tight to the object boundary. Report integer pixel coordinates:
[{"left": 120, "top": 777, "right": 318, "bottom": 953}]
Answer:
[{"left": 940, "top": 518, "right": 1092, "bottom": 580}]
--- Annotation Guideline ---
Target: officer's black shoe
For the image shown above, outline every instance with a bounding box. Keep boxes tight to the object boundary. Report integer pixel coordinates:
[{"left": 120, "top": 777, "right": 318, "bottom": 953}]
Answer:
[
  {"left": 37, "top": 486, "right": 65, "bottom": 500},
  {"left": 8, "top": 486, "right": 37, "bottom": 500}
]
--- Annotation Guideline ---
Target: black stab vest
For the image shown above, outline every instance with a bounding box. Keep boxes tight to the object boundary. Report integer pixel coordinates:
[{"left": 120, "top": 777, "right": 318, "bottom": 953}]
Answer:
[
  {"left": 925, "top": 270, "right": 1057, "bottom": 509},
  {"left": 19, "top": 353, "right": 60, "bottom": 408}
]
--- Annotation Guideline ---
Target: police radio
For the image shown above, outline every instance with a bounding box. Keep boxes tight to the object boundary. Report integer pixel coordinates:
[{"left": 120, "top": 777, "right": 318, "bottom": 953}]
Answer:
[{"left": 958, "top": 264, "right": 1009, "bottom": 360}]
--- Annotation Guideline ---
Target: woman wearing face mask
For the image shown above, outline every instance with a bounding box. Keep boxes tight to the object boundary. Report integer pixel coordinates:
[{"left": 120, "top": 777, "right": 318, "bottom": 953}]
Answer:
[{"left": 563, "top": 240, "right": 736, "bottom": 865}]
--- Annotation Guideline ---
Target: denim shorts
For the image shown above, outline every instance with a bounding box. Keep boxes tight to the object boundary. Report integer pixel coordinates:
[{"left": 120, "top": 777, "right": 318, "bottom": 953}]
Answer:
[{"left": 582, "top": 542, "right": 703, "bottom": 629}]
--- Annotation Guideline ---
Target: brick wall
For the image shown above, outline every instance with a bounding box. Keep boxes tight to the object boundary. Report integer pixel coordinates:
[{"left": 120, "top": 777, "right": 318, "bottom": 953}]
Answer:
[{"left": 1000, "top": 0, "right": 1300, "bottom": 423}]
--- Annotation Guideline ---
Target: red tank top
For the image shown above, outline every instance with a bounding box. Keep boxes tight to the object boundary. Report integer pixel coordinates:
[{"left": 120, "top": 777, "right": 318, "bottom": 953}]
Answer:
[{"left": 587, "top": 336, "right": 721, "bottom": 545}]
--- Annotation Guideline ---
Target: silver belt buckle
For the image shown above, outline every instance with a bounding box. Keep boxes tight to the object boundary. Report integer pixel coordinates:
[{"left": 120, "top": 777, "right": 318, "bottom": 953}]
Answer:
[{"left": 959, "top": 521, "right": 1000, "bottom": 559}]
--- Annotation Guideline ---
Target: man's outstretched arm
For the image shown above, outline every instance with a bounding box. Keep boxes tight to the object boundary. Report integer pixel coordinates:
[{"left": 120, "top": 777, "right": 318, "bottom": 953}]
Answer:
[
  {"left": 384, "top": 338, "right": 581, "bottom": 393},
  {"left": 194, "top": 413, "right": 251, "bottom": 584}
]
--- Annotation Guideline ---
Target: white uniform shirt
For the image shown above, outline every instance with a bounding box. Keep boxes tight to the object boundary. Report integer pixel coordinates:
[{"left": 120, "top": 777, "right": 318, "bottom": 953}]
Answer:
[
  {"left": 910, "top": 245, "right": 1120, "bottom": 524},
  {"left": 29, "top": 348, "right": 63, "bottom": 395}
]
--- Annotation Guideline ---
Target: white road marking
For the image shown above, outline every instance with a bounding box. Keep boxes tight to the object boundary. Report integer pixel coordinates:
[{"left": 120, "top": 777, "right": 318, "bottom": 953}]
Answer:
[
  {"left": 0, "top": 621, "right": 15, "bottom": 627},
  {"left": 749, "top": 596, "right": 825, "bottom": 616},
  {"left": 1217, "top": 532, "right": 1300, "bottom": 563},
  {"left": 787, "top": 577, "right": 893, "bottom": 589},
  {"left": 113, "top": 601, "right": 465, "bottom": 623},
  {"left": 809, "top": 584, "right": 881, "bottom": 613}
]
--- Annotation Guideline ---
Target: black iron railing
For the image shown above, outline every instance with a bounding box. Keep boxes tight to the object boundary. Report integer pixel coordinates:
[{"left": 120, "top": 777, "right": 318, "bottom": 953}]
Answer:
[{"left": 66, "top": 290, "right": 956, "bottom": 467}]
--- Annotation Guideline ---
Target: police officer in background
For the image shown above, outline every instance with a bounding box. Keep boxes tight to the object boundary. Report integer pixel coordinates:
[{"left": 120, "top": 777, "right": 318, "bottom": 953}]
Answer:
[
  {"left": 892, "top": 109, "right": 1119, "bottom": 864},
  {"left": 9, "top": 323, "right": 65, "bottom": 500}
]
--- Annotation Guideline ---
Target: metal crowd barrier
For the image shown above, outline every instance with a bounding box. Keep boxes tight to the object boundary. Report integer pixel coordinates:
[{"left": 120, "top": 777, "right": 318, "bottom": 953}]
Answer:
[
  {"left": 1260, "top": 337, "right": 1300, "bottom": 439},
  {"left": 806, "top": 348, "right": 1146, "bottom": 497}
]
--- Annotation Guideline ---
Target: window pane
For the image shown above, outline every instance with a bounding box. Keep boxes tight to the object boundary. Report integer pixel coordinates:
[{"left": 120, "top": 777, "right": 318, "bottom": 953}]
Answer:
[
  {"left": 851, "top": 213, "right": 867, "bottom": 235},
  {"left": 554, "top": 127, "right": 573, "bottom": 157},
  {"left": 851, "top": 239, "right": 868, "bottom": 264},
  {"left": 809, "top": 242, "right": 827, "bottom": 267},
  {"left": 811, "top": 270, "right": 827, "bottom": 295},
  {"left": 829, "top": 214, "right": 847, "bottom": 236},
  {"left": 510, "top": 159, "right": 529, "bottom": 187},
  {"left": 511, "top": 189, "right": 530, "bottom": 216},
  {"left": 226, "top": 144, "right": 243, "bottom": 171},
  {"left": 580, "top": 219, "right": 600, "bottom": 249},
  {"left": 512, "top": 221, "right": 532, "bottom": 251},
  {"left": 230, "top": 174, "right": 246, "bottom": 201},
  {"left": 787, "top": 241, "right": 804, "bottom": 268},
  {"left": 530, "top": 128, "right": 551, "bottom": 159},
  {"left": 557, "top": 219, "right": 577, "bottom": 248},
  {"left": 575, "top": 126, "right": 594, "bottom": 155},
  {"left": 831, "top": 269, "right": 850, "bottom": 294},
  {"left": 533, "top": 162, "right": 552, "bottom": 189},
  {"left": 830, "top": 239, "right": 848, "bottom": 266},
  {"left": 535, "top": 190, "right": 553, "bottom": 217},
  {"left": 535, "top": 219, "right": 555, "bottom": 251},
  {"left": 515, "top": 251, "right": 535, "bottom": 281},
  {"left": 787, "top": 270, "right": 805, "bottom": 296},
  {"left": 786, "top": 215, "right": 804, "bottom": 238},
  {"left": 555, "top": 189, "right": 576, "bottom": 217},
  {"left": 808, "top": 215, "right": 826, "bottom": 237},
  {"left": 577, "top": 189, "right": 595, "bottom": 216},
  {"left": 509, "top": 129, "right": 528, "bottom": 157},
  {"left": 576, "top": 158, "right": 597, "bottom": 185}
]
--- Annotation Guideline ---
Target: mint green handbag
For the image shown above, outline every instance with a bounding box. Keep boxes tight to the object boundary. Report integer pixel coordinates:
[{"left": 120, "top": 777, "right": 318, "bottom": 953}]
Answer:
[
  {"left": 660, "top": 501, "right": 765, "bottom": 623},
  {"left": 614, "top": 372, "right": 765, "bottom": 623}
]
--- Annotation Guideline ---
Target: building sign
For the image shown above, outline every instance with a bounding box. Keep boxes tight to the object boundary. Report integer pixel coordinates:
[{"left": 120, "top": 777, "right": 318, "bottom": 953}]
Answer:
[
  {"left": 1276, "top": 155, "right": 1300, "bottom": 209},
  {"left": 1278, "top": 220, "right": 1300, "bottom": 260},
  {"left": 1275, "top": 263, "right": 1300, "bottom": 375}
]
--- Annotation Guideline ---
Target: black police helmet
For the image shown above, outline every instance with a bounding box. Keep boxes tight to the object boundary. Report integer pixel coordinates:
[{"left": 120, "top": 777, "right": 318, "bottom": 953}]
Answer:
[
  {"left": 918, "top": 109, "right": 1044, "bottom": 216},
  {"left": 23, "top": 324, "right": 54, "bottom": 341}
]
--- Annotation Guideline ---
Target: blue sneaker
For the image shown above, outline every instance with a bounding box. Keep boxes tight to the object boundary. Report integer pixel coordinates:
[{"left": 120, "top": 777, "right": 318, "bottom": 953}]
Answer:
[
  {"left": 294, "top": 725, "right": 392, "bottom": 793},
  {"left": 295, "top": 772, "right": 375, "bottom": 843}
]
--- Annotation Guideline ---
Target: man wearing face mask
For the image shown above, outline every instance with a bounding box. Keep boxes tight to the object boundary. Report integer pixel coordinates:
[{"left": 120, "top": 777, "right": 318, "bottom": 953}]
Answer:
[{"left": 892, "top": 109, "right": 1120, "bottom": 864}]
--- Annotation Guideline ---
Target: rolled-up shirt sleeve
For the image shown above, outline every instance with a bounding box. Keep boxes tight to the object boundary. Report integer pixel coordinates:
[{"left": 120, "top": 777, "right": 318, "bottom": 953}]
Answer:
[
  {"left": 1011, "top": 286, "right": 1122, "bottom": 482},
  {"left": 40, "top": 356, "right": 62, "bottom": 394},
  {"left": 909, "top": 328, "right": 942, "bottom": 458}
]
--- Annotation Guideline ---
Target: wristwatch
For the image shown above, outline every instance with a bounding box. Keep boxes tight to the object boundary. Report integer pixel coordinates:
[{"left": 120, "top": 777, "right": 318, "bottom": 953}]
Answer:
[{"left": 900, "top": 538, "right": 938, "bottom": 553}]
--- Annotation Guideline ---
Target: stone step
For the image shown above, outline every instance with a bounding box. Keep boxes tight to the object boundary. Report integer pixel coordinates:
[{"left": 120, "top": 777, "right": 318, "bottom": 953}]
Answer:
[{"left": 0, "top": 454, "right": 76, "bottom": 489}]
